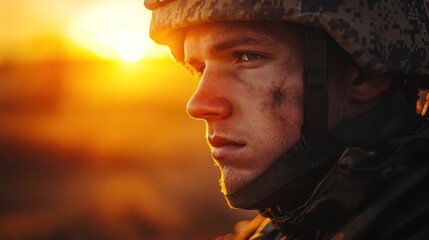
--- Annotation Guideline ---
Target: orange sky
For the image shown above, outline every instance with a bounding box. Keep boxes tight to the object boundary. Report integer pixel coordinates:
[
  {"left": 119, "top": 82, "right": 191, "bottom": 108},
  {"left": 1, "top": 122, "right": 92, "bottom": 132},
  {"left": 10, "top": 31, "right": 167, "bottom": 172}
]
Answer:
[{"left": 0, "top": 0, "right": 168, "bottom": 62}]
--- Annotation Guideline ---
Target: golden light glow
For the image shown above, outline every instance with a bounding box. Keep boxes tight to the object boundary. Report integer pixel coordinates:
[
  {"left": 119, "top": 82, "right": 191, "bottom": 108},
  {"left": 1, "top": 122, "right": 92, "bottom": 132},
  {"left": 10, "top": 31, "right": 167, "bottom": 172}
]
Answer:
[
  {"left": 69, "top": 0, "right": 162, "bottom": 62},
  {"left": 115, "top": 29, "right": 148, "bottom": 62}
]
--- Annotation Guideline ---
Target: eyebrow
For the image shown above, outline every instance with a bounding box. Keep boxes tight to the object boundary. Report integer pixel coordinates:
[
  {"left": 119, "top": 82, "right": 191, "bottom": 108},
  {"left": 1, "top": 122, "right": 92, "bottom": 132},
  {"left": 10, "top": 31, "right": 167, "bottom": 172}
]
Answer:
[{"left": 210, "top": 35, "right": 278, "bottom": 53}]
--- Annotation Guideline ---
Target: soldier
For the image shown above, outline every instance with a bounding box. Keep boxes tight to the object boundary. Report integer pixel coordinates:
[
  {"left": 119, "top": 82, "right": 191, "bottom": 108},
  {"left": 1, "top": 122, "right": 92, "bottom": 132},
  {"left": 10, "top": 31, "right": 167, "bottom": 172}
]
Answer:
[{"left": 144, "top": 0, "right": 429, "bottom": 239}]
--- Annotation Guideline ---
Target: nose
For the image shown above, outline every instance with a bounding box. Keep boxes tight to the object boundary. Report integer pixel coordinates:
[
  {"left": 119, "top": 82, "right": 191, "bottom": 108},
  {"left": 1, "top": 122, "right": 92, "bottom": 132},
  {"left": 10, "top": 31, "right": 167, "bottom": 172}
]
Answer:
[{"left": 186, "top": 66, "right": 233, "bottom": 121}]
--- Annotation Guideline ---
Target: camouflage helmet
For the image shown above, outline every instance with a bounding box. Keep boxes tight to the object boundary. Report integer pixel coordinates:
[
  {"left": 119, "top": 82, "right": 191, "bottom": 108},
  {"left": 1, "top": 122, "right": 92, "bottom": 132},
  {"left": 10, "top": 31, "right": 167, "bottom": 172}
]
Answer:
[{"left": 145, "top": 0, "right": 429, "bottom": 77}]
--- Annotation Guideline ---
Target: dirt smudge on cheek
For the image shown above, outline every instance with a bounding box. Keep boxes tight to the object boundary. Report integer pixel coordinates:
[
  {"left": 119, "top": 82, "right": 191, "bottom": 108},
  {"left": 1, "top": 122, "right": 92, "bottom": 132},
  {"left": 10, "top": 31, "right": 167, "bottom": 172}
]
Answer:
[
  {"left": 272, "top": 87, "right": 286, "bottom": 108},
  {"left": 260, "top": 76, "right": 290, "bottom": 114},
  {"left": 259, "top": 74, "right": 303, "bottom": 133}
]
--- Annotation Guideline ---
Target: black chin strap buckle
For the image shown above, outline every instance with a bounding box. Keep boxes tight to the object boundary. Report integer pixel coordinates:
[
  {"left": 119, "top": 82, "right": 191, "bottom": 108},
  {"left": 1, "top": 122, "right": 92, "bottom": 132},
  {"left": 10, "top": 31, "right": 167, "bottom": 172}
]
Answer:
[{"left": 304, "top": 28, "right": 328, "bottom": 135}]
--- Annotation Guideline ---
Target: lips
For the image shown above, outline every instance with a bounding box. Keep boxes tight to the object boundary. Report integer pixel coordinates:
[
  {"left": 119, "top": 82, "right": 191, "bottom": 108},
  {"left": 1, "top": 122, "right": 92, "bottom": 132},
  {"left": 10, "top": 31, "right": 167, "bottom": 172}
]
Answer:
[
  {"left": 208, "top": 136, "right": 246, "bottom": 159},
  {"left": 208, "top": 136, "right": 242, "bottom": 147}
]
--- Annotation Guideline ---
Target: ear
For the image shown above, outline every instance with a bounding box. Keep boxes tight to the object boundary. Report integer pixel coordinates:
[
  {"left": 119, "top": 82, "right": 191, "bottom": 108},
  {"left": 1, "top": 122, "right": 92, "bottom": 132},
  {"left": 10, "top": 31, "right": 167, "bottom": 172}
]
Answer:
[{"left": 352, "top": 70, "right": 393, "bottom": 102}]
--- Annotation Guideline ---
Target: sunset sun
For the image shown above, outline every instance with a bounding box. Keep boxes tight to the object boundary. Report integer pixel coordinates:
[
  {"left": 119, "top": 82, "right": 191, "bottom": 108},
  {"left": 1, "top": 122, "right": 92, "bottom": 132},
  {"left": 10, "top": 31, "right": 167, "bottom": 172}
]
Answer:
[
  {"left": 115, "top": 29, "right": 148, "bottom": 62},
  {"left": 69, "top": 0, "right": 164, "bottom": 62}
]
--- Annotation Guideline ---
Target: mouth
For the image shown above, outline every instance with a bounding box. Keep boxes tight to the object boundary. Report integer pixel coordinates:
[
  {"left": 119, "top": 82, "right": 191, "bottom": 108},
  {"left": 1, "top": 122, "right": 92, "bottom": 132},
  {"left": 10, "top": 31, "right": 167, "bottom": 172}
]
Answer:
[{"left": 208, "top": 136, "right": 246, "bottom": 159}]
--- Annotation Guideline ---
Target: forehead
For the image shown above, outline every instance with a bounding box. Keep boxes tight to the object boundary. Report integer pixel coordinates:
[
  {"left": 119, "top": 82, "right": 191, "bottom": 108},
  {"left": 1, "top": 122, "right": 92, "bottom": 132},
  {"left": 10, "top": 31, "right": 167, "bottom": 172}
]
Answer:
[
  {"left": 183, "top": 21, "right": 303, "bottom": 55},
  {"left": 185, "top": 21, "right": 289, "bottom": 39}
]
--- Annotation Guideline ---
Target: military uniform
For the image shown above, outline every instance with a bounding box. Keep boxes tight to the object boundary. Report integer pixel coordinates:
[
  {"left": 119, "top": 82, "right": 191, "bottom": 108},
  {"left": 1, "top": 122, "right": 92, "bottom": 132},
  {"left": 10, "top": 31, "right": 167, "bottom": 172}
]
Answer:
[
  {"left": 144, "top": 0, "right": 429, "bottom": 239},
  {"left": 220, "top": 87, "right": 429, "bottom": 240}
]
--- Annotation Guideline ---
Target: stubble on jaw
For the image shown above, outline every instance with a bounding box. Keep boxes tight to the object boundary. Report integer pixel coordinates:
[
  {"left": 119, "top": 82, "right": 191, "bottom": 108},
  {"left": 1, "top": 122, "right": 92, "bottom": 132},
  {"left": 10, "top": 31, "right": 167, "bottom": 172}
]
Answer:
[{"left": 218, "top": 166, "right": 257, "bottom": 195}]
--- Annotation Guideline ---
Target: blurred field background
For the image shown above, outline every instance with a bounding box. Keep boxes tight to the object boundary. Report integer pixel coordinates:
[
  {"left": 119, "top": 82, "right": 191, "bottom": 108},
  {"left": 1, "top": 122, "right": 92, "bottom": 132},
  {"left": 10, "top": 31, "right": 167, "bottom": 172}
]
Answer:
[{"left": 0, "top": 0, "right": 255, "bottom": 239}]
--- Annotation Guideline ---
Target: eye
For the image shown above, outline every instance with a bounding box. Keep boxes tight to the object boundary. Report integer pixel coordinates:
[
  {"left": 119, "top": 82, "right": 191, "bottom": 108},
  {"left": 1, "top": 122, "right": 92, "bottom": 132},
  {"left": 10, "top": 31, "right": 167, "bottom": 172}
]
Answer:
[{"left": 233, "top": 52, "right": 266, "bottom": 62}]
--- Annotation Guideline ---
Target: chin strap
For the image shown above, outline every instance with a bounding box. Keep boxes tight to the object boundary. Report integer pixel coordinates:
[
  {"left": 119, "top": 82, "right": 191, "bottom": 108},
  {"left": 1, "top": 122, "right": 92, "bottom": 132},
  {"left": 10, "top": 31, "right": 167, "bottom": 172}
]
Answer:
[
  {"left": 304, "top": 28, "right": 328, "bottom": 135},
  {"left": 225, "top": 129, "right": 344, "bottom": 209}
]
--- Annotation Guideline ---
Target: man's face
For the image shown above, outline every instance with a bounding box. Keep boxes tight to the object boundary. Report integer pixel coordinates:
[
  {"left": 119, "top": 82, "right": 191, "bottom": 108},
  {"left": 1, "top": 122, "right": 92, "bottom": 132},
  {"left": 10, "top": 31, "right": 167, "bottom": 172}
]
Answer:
[{"left": 184, "top": 22, "right": 305, "bottom": 194}]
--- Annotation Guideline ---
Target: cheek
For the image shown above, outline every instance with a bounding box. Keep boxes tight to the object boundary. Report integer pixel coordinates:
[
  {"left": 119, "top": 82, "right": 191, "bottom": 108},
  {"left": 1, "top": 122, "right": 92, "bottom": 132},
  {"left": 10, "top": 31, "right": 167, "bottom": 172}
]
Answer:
[
  {"left": 255, "top": 77, "right": 303, "bottom": 154},
  {"left": 257, "top": 61, "right": 303, "bottom": 113},
  {"left": 259, "top": 75, "right": 303, "bottom": 123}
]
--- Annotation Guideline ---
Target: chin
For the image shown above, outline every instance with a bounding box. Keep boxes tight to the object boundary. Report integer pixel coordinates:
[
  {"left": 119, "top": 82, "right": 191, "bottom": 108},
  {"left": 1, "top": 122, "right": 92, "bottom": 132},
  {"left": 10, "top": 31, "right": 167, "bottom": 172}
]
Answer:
[{"left": 219, "top": 166, "right": 260, "bottom": 195}]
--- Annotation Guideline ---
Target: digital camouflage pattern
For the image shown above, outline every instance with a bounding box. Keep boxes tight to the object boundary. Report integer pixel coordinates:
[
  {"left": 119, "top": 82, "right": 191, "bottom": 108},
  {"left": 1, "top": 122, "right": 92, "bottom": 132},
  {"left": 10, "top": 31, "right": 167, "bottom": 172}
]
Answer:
[{"left": 145, "top": 0, "right": 429, "bottom": 77}]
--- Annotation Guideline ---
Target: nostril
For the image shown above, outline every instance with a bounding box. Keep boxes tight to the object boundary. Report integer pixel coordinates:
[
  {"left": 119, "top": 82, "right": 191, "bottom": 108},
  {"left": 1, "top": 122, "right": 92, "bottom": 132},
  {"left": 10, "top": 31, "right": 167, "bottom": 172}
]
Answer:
[{"left": 187, "top": 96, "right": 232, "bottom": 120}]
